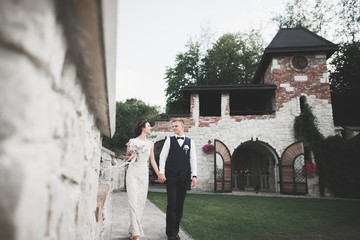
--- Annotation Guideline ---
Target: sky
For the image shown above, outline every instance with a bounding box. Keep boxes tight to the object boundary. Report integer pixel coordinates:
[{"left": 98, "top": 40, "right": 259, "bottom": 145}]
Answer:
[{"left": 116, "top": 0, "right": 286, "bottom": 110}]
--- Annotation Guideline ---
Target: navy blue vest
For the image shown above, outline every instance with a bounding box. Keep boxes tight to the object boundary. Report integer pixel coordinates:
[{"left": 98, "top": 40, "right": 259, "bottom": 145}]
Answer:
[{"left": 165, "top": 136, "right": 191, "bottom": 174}]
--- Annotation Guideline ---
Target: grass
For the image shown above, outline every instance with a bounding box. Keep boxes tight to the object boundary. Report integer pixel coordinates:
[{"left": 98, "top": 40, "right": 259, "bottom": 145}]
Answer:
[{"left": 147, "top": 192, "right": 360, "bottom": 240}]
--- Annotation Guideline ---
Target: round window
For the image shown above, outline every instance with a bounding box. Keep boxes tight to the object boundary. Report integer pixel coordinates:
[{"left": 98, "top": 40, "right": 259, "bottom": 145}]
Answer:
[{"left": 292, "top": 56, "right": 308, "bottom": 70}]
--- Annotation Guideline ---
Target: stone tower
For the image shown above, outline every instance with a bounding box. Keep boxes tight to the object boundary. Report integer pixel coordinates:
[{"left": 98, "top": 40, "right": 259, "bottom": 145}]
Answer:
[{"left": 253, "top": 27, "right": 338, "bottom": 137}]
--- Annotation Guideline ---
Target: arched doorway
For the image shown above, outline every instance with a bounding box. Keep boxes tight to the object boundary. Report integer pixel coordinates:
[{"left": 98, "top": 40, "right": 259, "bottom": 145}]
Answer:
[
  {"left": 279, "top": 141, "right": 307, "bottom": 195},
  {"left": 232, "top": 140, "right": 279, "bottom": 192},
  {"left": 214, "top": 139, "right": 232, "bottom": 193}
]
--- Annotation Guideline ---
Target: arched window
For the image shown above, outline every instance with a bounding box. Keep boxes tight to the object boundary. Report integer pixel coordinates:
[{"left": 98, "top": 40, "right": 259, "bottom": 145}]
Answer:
[{"left": 300, "top": 96, "right": 307, "bottom": 113}]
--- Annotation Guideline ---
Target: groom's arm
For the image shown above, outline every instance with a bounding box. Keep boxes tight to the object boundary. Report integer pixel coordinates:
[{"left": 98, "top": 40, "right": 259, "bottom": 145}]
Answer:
[
  {"left": 190, "top": 139, "right": 197, "bottom": 177},
  {"left": 190, "top": 139, "right": 198, "bottom": 187}
]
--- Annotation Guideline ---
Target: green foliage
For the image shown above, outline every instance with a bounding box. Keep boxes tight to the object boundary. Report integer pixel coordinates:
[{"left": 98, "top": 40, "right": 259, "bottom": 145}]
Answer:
[
  {"left": 272, "top": 0, "right": 318, "bottom": 31},
  {"left": 316, "top": 135, "right": 360, "bottom": 198},
  {"left": 201, "top": 31, "right": 263, "bottom": 85},
  {"left": 102, "top": 98, "right": 162, "bottom": 153},
  {"left": 293, "top": 103, "right": 324, "bottom": 146},
  {"left": 272, "top": 0, "right": 337, "bottom": 38},
  {"left": 165, "top": 41, "right": 201, "bottom": 114},
  {"left": 294, "top": 102, "right": 360, "bottom": 198},
  {"left": 338, "top": 0, "right": 360, "bottom": 41},
  {"left": 330, "top": 41, "right": 360, "bottom": 94},
  {"left": 273, "top": 0, "right": 359, "bottom": 42},
  {"left": 148, "top": 192, "right": 360, "bottom": 239},
  {"left": 293, "top": 103, "right": 326, "bottom": 194},
  {"left": 165, "top": 31, "right": 264, "bottom": 114},
  {"left": 330, "top": 41, "right": 360, "bottom": 125}
]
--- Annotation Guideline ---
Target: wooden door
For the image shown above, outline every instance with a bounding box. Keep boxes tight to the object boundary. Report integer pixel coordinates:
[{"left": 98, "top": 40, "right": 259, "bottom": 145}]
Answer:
[
  {"left": 214, "top": 139, "right": 232, "bottom": 193},
  {"left": 280, "top": 142, "right": 308, "bottom": 195}
]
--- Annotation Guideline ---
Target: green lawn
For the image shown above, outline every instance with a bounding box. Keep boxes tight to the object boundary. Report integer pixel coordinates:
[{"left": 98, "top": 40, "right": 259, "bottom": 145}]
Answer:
[{"left": 147, "top": 192, "right": 360, "bottom": 240}]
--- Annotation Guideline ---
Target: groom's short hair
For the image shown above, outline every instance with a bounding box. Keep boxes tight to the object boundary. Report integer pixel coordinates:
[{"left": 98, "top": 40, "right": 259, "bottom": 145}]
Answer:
[{"left": 172, "top": 118, "right": 184, "bottom": 125}]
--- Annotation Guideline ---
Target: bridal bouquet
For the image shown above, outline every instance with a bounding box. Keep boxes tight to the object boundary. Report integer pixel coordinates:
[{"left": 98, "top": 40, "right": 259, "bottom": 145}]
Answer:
[
  {"left": 110, "top": 140, "right": 146, "bottom": 169},
  {"left": 128, "top": 142, "right": 146, "bottom": 156},
  {"left": 126, "top": 140, "right": 146, "bottom": 164}
]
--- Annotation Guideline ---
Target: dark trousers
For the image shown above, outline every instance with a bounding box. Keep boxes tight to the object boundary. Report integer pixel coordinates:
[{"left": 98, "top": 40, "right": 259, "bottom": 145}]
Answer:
[{"left": 165, "top": 171, "right": 190, "bottom": 237}]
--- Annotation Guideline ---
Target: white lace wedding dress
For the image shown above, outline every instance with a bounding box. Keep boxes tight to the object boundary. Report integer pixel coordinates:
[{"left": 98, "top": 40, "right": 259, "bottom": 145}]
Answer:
[{"left": 126, "top": 138, "right": 154, "bottom": 237}]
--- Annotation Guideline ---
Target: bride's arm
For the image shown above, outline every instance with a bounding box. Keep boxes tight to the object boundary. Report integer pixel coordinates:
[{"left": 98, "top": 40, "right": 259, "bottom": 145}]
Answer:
[
  {"left": 149, "top": 146, "right": 159, "bottom": 177},
  {"left": 124, "top": 148, "right": 131, "bottom": 161}
]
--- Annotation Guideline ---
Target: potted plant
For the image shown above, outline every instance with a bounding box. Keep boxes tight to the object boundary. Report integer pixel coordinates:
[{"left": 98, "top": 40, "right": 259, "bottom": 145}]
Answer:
[{"left": 202, "top": 142, "right": 214, "bottom": 154}]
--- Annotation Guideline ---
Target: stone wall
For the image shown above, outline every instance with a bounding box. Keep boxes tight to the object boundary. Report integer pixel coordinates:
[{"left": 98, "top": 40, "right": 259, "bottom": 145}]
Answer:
[
  {"left": 97, "top": 148, "right": 126, "bottom": 240},
  {"left": 0, "top": 1, "right": 117, "bottom": 239},
  {"left": 151, "top": 98, "right": 304, "bottom": 192},
  {"left": 151, "top": 52, "right": 335, "bottom": 194},
  {"left": 100, "top": 147, "right": 126, "bottom": 192}
]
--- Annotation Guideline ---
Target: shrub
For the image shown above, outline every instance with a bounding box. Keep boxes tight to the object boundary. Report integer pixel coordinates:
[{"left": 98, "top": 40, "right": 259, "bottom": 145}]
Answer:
[
  {"left": 294, "top": 103, "right": 360, "bottom": 198},
  {"left": 317, "top": 135, "right": 360, "bottom": 198}
]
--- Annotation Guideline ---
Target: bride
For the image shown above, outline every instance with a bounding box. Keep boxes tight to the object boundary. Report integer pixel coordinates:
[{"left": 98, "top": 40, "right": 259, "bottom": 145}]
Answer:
[{"left": 125, "top": 120, "right": 160, "bottom": 240}]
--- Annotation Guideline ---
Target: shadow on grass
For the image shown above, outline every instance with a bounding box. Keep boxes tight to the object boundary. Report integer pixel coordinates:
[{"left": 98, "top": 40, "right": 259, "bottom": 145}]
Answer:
[{"left": 269, "top": 225, "right": 360, "bottom": 240}]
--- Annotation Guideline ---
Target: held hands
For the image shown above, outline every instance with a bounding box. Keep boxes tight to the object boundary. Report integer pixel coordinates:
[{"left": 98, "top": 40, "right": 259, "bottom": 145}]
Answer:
[
  {"left": 191, "top": 177, "right": 197, "bottom": 188},
  {"left": 158, "top": 174, "right": 166, "bottom": 183},
  {"left": 157, "top": 174, "right": 197, "bottom": 187}
]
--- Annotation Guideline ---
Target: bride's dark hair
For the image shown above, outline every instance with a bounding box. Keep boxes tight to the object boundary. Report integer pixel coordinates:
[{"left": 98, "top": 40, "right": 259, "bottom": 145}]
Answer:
[{"left": 135, "top": 120, "right": 148, "bottom": 137}]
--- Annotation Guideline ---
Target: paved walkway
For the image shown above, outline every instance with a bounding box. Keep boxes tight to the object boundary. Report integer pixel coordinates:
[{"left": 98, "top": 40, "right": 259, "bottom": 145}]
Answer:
[{"left": 111, "top": 189, "right": 194, "bottom": 240}]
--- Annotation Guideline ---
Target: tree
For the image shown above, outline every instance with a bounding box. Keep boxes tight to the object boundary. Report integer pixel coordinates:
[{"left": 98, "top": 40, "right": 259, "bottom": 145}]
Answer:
[
  {"left": 201, "top": 31, "right": 263, "bottom": 85},
  {"left": 272, "top": 0, "right": 335, "bottom": 37},
  {"left": 164, "top": 41, "right": 202, "bottom": 114},
  {"left": 330, "top": 41, "right": 360, "bottom": 125},
  {"left": 272, "top": 0, "right": 359, "bottom": 42},
  {"left": 338, "top": 0, "right": 360, "bottom": 41},
  {"left": 102, "top": 98, "right": 162, "bottom": 153},
  {"left": 272, "top": 0, "right": 315, "bottom": 30},
  {"left": 165, "top": 31, "right": 264, "bottom": 114}
]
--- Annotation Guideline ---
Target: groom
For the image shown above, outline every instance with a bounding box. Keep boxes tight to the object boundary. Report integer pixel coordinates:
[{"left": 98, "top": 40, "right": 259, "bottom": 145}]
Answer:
[{"left": 158, "top": 119, "right": 197, "bottom": 240}]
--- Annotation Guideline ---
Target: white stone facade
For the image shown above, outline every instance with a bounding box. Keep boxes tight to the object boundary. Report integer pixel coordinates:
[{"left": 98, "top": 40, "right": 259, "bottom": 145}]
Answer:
[
  {"left": 0, "top": 1, "right": 117, "bottom": 239},
  {"left": 151, "top": 94, "right": 335, "bottom": 193}
]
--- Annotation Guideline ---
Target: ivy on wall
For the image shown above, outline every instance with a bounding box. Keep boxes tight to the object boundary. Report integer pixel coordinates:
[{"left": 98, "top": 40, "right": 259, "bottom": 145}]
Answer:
[{"left": 293, "top": 103, "right": 324, "bottom": 146}]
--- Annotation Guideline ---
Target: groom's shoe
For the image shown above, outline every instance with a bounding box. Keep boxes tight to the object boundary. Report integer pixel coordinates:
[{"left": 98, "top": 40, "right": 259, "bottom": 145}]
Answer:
[{"left": 168, "top": 235, "right": 180, "bottom": 240}]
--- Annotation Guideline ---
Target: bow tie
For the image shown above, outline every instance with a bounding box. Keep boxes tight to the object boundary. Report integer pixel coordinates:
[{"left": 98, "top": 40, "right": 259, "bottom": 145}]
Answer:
[{"left": 176, "top": 137, "right": 184, "bottom": 140}]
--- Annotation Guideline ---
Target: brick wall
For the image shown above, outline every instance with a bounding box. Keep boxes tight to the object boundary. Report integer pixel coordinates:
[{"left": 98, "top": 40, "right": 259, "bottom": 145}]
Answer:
[{"left": 271, "top": 54, "right": 332, "bottom": 111}]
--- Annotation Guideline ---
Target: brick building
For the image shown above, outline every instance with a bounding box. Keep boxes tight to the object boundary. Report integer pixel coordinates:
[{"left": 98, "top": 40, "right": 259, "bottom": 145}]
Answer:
[{"left": 151, "top": 27, "right": 338, "bottom": 196}]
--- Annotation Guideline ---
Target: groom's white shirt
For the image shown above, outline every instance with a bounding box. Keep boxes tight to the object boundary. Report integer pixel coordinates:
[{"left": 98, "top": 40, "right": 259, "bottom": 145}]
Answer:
[{"left": 159, "top": 134, "right": 197, "bottom": 177}]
